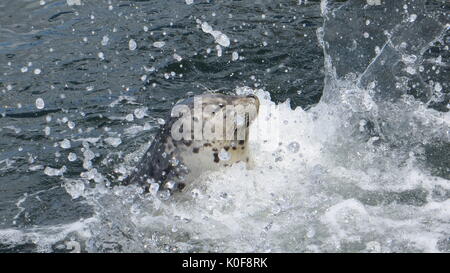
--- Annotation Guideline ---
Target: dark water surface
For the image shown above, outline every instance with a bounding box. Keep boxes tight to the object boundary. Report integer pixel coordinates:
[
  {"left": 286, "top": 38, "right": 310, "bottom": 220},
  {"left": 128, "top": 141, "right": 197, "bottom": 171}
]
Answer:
[{"left": 0, "top": 0, "right": 323, "bottom": 251}]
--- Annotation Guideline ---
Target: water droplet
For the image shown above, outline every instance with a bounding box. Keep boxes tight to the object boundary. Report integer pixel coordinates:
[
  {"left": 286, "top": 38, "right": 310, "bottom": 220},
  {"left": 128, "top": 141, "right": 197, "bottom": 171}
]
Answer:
[
  {"left": 68, "top": 153, "right": 77, "bottom": 162},
  {"left": 105, "top": 137, "right": 122, "bottom": 147},
  {"left": 153, "top": 41, "right": 165, "bottom": 48},
  {"left": 157, "top": 118, "right": 165, "bottom": 125},
  {"left": 101, "top": 35, "right": 109, "bottom": 46},
  {"left": 173, "top": 53, "right": 182, "bottom": 62},
  {"left": 125, "top": 114, "right": 134, "bottom": 122},
  {"left": 134, "top": 107, "right": 147, "bottom": 119},
  {"left": 60, "top": 139, "right": 71, "bottom": 149},
  {"left": 68, "top": 121, "right": 75, "bottom": 129},
  {"left": 129, "top": 39, "right": 137, "bottom": 51},
  {"left": 434, "top": 82, "right": 442, "bottom": 92},
  {"left": 44, "top": 126, "right": 51, "bottom": 136},
  {"left": 232, "top": 51, "right": 239, "bottom": 61},
  {"left": 35, "top": 98, "right": 45, "bottom": 109}
]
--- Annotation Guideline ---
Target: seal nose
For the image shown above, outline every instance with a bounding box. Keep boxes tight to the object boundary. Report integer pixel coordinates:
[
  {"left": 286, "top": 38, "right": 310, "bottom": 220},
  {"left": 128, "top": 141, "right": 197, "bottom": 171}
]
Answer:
[{"left": 246, "top": 94, "right": 260, "bottom": 112}]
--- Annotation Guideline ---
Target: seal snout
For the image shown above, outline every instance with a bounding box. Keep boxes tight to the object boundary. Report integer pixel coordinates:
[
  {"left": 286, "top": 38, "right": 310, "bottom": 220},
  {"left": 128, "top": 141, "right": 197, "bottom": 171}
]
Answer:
[{"left": 245, "top": 94, "right": 260, "bottom": 113}]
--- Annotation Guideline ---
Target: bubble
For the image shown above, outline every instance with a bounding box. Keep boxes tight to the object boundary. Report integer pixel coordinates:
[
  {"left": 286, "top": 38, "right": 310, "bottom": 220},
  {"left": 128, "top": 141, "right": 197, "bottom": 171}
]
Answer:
[
  {"left": 34, "top": 68, "right": 41, "bottom": 75},
  {"left": 185, "top": 0, "right": 193, "bottom": 5},
  {"left": 21, "top": 67, "right": 28, "bottom": 73},
  {"left": 35, "top": 98, "right": 45, "bottom": 109},
  {"left": 44, "top": 126, "right": 51, "bottom": 136}
]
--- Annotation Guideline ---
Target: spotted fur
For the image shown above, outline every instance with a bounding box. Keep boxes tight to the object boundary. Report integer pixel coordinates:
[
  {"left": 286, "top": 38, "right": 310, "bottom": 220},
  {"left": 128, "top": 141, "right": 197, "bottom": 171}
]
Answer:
[{"left": 123, "top": 93, "right": 259, "bottom": 195}]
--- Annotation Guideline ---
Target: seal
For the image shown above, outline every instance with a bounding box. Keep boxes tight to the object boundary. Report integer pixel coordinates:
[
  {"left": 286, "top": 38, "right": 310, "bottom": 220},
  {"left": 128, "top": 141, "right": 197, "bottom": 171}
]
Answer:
[{"left": 123, "top": 93, "right": 260, "bottom": 196}]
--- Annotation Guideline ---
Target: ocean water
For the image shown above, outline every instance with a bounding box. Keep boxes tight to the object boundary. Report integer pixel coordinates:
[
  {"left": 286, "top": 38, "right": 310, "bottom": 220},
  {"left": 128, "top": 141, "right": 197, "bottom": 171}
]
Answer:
[{"left": 0, "top": 0, "right": 448, "bottom": 253}]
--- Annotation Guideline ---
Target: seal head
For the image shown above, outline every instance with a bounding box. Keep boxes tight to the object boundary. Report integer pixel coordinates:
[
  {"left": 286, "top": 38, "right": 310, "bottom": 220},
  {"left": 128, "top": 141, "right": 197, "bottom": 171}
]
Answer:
[{"left": 123, "top": 93, "right": 260, "bottom": 195}]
